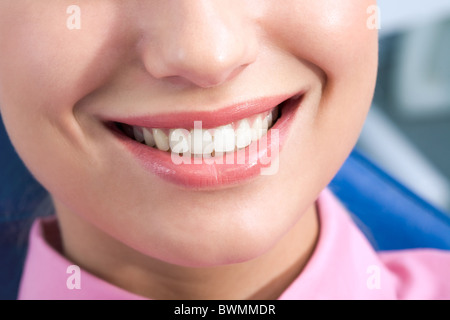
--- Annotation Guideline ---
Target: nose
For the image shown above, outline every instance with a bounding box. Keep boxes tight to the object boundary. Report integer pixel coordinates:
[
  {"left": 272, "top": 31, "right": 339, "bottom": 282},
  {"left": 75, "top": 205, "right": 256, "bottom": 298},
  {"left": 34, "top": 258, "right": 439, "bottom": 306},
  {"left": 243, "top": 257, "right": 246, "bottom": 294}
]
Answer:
[{"left": 139, "top": 1, "right": 258, "bottom": 88}]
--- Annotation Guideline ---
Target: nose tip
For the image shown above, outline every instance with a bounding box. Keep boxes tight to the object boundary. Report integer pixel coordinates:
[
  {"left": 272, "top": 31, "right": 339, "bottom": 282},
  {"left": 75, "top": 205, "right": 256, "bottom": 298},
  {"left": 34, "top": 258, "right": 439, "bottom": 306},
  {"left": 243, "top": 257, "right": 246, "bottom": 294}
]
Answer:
[
  {"left": 139, "top": 3, "right": 258, "bottom": 88},
  {"left": 155, "top": 40, "right": 255, "bottom": 88}
]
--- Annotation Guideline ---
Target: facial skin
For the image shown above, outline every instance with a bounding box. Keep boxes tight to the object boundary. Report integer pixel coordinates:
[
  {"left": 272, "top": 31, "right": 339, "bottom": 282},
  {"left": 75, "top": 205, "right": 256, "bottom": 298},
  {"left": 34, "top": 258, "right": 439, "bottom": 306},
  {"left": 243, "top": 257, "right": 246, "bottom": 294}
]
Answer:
[{"left": 0, "top": 1, "right": 378, "bottom": 299}]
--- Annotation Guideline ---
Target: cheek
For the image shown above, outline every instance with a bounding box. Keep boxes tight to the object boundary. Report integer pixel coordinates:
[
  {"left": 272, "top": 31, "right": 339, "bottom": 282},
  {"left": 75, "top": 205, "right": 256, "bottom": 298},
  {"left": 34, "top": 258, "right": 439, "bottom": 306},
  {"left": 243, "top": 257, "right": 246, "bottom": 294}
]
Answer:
[
  {"left": 261, "top": 0, "right": 378, "bottom": 198},
  {"left": 0, "top": 2, "right": 130, "bottom": 118},
  {"left": 0, "top": 2, "right": 132, "bottom": 179},
  {"left": 0, "top": 3, "right": 130, "bottom": 214},
  {"left": 268, "top": 0, "right": 378, "bottom": 144},
  {"left": 266, "top": 0, "right": 378, "bottom": 75}
]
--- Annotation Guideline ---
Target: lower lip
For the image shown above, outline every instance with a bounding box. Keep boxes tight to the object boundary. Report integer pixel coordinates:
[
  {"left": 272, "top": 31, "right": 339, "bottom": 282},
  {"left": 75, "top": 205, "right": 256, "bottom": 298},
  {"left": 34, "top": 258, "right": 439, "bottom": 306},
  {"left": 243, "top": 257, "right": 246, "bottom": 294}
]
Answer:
[{"left": 110, "top": 97, "right": 302, "bottom": 189}]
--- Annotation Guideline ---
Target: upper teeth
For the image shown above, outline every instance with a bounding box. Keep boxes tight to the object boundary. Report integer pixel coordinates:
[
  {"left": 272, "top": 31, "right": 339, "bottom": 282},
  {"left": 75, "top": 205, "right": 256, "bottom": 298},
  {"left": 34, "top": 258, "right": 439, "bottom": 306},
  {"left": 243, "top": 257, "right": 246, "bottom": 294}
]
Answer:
[{"left": 127, "top": 107, "right": 279, "bottom": 156}]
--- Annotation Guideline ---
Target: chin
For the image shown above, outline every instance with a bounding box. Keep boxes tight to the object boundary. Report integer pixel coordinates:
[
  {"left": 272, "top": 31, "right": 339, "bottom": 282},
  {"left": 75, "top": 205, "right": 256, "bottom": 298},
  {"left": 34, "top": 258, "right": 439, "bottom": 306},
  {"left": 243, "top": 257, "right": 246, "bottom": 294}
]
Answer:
[{"left": 139, "top": 223, "right": 283, "bottom": 268}]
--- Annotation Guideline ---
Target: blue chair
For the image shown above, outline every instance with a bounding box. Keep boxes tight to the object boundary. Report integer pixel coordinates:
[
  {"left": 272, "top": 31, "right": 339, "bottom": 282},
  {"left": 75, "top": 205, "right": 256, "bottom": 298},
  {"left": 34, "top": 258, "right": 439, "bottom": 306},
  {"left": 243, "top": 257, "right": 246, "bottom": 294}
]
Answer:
[
  {"left": 1, "top": 115, "right": 449, "bottom": 300},
  {"left": 329, "top": 150, "right": 450, "bottom": 251},
  {"left": 0, "top": 116, "right": 54, "bottom": 300}
]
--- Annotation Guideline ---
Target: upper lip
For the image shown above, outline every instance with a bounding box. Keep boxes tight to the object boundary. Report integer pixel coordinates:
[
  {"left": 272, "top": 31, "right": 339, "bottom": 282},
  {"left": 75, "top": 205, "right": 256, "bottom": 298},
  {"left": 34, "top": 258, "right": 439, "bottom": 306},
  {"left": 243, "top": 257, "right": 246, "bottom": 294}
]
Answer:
[{"left": 102, "top": 92, "right": 304, "bottom": 129}]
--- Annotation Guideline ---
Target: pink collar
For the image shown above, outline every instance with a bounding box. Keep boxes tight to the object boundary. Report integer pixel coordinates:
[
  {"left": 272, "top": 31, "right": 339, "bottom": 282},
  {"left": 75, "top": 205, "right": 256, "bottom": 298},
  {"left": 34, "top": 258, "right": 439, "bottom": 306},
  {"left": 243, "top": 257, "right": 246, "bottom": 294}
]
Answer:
[{"left": 18, "top": 189, "right": 450, "bottom": 299}]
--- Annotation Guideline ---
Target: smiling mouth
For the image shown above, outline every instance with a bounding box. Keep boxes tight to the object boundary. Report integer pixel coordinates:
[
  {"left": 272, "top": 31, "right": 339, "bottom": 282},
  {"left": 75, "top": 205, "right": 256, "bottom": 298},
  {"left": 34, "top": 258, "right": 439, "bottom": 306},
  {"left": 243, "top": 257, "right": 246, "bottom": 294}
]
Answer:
[
  {"left": 114, "top": 106, "right": 280, "bottom": 157},
  {"left": 104, "top": 93, "right": 303, "bottom": 188},
  {"left": 109, "top": 94, "right": 302, "bottom": 158}
]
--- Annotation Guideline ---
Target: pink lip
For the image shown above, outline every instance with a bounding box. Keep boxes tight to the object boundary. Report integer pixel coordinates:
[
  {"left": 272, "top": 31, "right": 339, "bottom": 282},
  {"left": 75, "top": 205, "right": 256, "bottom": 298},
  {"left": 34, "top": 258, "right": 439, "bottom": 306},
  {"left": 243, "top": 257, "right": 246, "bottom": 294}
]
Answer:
[
  {"left": 105, "top": 94, "right": 300, "bottom": 129},
  {"left": 108, "top": 94, "right": 303, "bottom": 189}
]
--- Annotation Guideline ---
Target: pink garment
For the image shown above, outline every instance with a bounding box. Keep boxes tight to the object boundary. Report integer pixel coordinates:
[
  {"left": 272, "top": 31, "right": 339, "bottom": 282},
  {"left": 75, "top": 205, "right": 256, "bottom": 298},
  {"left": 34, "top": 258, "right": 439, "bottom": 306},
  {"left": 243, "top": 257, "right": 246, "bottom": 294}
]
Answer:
[{"left": 18, "top": 189, "right": 450, "bottom": 300}]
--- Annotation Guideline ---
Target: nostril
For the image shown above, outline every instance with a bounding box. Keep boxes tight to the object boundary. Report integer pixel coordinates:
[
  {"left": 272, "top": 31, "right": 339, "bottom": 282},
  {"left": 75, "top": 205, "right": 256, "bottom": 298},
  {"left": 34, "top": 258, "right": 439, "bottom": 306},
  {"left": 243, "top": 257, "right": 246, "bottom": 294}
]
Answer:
[
  {"left": 150, "top": 50, "right": 252, "bottom": 89},
  {"left": 138, "top": 3, "right": 259, "bottom": 89}
]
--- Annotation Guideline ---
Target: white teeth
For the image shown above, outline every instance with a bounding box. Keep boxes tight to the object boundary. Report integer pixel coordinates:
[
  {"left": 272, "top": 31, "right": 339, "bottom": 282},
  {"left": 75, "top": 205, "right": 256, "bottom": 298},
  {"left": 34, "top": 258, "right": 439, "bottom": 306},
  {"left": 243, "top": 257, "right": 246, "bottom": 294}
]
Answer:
[
  {"left": 261, "top": 106, "right": 278, "bottom": 133},
  {"left": 128, "top": 106, "right": 281, "bottom": 154},
  {"left": 143, "top": 128, "right": 156, "bottom": 147},
  {"left": 190, "top": 129, "right": 214, "bottom": 156},
  {"left": 152, "top": 129, "right": 170, "bottom": 151},
  {"left": 191, "top": 129, "right": 203, "bottom": 155},
  {"left": 202, "top": 130, "right": 214, "bottom": 155},
  {"left": 169, "top": 129, "right": 189, "bottom": 154},
  {"left": 189, "top": 129, "right": 214, "bottom": 156},
  {"left": 213, "top": 124, "right": 235, "bottom": 153},
  {"left": 266, "top": 112, "right": 273, "bottom": 129},
  {"left": 133, "top": 126, "right": 145, "bottom": 143},
  {"left": 190, "top": 129, "right": 202, "bottom": 155},
  {"left": 235, "top": 119, "right": 252, "bottom": 150},
  {"left": 251, "top": 116, "right": 264, "bottom": 142},
  {"left": 262, "top": 113, "right": 271, "bottom": 132}
]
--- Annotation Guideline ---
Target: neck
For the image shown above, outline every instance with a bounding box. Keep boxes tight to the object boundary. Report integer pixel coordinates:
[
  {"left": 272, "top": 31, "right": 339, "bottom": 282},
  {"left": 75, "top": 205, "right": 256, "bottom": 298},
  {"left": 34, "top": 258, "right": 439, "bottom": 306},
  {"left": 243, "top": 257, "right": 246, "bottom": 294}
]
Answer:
[{"left": 56, "top": 202, "right": 319, "bottom": 300}]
